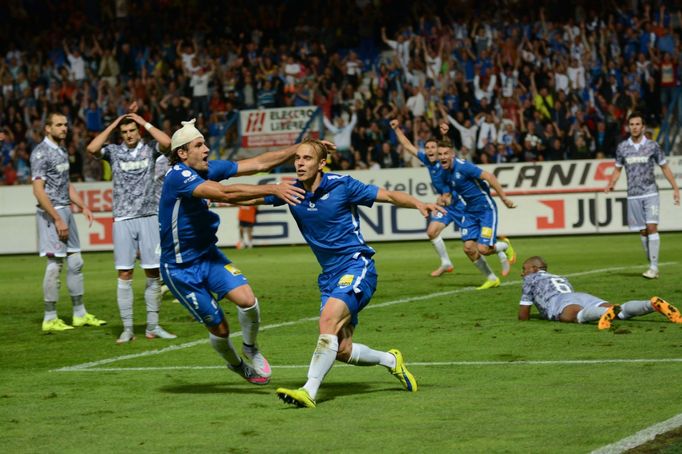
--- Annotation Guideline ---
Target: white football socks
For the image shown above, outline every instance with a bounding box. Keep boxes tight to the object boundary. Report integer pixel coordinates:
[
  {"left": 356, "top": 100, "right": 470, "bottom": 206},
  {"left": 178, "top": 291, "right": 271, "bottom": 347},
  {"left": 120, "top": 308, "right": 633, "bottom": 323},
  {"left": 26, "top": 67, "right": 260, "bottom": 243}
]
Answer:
[
  {"left": 618, "top": 300, "right": 654, "bottom": 319},
  {"left": 145, "top": 277, "right": 162, "bottom": 331},
  {"left": 348, "top": 343, "right": 395, "bottom": 368},
  {"left": 431, "top": 235, "right": 452, "bottom": 267},
  {"left": 209, "top": 333, "right": 242, "bottom": 367},
  {"left": 117, "top": 278, "right": 134, "bottom": 330},
  {"left": 303, "top": 334, "right": 338, "bottom": 400},
  {"left": 474, "top": 257, "right": 497, "bottom": 280},
  {"left": 576, "top": 305, "right": 609, "bottom": 323},
  {"left": 648, "top": 233, "right": 660, "bottom": 271}
]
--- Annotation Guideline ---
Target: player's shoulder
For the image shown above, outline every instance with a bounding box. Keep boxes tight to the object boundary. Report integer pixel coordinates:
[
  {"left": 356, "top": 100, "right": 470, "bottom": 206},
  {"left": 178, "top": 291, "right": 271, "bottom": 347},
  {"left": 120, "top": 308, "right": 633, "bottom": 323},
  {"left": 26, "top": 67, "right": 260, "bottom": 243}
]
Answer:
[
  {"left": 166, "top": 164, "right": 198, "bottom": 184},
  {"left": 325, "top": 172, "right": 351, "bottom": 186}
]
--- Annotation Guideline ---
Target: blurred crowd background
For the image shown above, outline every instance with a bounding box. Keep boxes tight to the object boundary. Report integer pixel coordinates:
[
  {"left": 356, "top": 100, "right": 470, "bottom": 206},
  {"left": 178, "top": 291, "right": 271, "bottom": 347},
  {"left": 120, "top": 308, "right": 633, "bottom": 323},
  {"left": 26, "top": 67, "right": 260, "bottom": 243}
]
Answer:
[{"left": 1, "top": 0, "right": 682, "bottom": 185}]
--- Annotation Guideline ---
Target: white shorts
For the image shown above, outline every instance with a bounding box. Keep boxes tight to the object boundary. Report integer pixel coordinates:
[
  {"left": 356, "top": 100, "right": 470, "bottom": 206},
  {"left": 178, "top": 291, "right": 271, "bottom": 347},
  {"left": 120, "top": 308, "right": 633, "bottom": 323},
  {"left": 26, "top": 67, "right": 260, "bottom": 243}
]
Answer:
[
  {"left": 37, "top": 206, "right": 81, "bottom": 257},
  {"left": 627, "top": 194, "right": 659, "bottom": 231},
  {"left": 550, "top": 292, "right": 606, "bottom": 320},
  {"left": 113, "top": 215, "right": 160, "bottom": 270}
]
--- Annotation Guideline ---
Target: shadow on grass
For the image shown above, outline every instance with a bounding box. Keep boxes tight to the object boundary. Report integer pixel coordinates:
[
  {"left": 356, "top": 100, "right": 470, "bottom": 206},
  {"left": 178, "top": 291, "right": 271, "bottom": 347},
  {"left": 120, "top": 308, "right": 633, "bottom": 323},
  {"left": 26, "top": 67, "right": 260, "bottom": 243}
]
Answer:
[{"left": 159, "top": 382, "right": 271, "bottom": 395}]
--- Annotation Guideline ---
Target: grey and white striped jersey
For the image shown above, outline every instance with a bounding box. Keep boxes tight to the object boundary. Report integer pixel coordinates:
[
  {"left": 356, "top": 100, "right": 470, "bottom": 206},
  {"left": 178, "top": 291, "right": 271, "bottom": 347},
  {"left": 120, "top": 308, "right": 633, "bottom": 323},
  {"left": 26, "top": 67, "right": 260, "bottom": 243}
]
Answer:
[
  {"left": 102, "top": 140, "right": 161, "bottom": 219},
  {"left": 614, "top": 137, "right": 666, "bottom": 197},
  {"left": 520, "top": 270, "right": 575, "bottom": 320},
  {"left": 30, "top": 138, "right": 71, "bottom": 207}
]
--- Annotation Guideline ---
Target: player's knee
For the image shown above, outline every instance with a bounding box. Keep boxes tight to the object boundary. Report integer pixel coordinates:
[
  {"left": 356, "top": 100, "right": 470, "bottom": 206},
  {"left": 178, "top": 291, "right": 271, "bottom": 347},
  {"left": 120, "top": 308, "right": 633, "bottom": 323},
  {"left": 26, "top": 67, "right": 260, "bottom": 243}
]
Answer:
[
  {"left": 336, "top": 345, "right": 352, "bottom": 363},
  {"left": 118, "top": 269, "right": 134, "bottom": 280},
  {"left": 208, "top": 321, "right": 229, "bottom": 337},
  {"left": 46, "top": 257, "right": 63, "bottom": 277},
  {"left": 426, "top": 223, "right": 442, "bottom": 239},
  {"left": 67, "top": 252, "right": 84, "bottom": 273},
  {"left": 477, "top": 244, "right": 493, "bottom": 255}
]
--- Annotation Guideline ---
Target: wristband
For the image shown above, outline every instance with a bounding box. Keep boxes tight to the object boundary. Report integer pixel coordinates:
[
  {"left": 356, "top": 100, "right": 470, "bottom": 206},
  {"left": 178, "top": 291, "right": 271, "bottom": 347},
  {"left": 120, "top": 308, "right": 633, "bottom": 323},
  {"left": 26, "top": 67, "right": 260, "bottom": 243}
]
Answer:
[{"left": 144, "top": 122, "right": 153, "bottom": 131}]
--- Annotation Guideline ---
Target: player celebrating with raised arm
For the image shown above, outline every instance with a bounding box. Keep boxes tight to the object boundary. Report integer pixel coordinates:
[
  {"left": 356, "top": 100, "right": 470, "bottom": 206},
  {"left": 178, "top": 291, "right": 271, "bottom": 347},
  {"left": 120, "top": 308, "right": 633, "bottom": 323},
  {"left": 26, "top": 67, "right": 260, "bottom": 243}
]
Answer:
[
  {"left": 251, "top": 138, "right": 445, "bottom": 408},
  {"left": 437, "top": 145, "right": 516, "bottom": 289},
  {"left": 86, "top": 110, "right": 176, "bottom": 344},
  {"left": 518, "top": 256, "right": 681, "bottom": 329},
  {"left": 390, "top": 118, "right": 462, "bottom": 276},
  {"left": 159, "top": 119, "right": 306, "bottom": 385},
  {"left": 31, "top": 112, "right": 105, "bottom": 332},
  {"left": 606, "top": 111, "right": 680, "bottom": 279}
]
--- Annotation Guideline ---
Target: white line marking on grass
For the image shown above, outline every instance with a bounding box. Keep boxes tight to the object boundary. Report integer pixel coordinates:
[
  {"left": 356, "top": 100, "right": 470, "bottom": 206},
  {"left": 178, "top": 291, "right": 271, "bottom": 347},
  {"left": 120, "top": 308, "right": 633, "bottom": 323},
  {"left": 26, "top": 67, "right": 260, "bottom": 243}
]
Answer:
[
  {"left": 52, "top": 262, "right": 677, "bottom": 373},
  {"left": 55, "top": 357, "right": 682, "bottom": 372},
  {"left": 591, "top": 413, "right": 682, "bottom": 454}
]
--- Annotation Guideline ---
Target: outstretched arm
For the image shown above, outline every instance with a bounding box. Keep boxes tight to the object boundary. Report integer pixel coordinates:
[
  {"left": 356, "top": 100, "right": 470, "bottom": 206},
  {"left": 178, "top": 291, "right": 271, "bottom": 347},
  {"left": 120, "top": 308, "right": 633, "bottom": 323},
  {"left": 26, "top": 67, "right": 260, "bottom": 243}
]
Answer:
[
  {"left": 480, "top": 171, "right": 516, "bottom": 208},
  {"left": 192, "top": 180, "right": 305, "bottom": 205},
  {"left": 390, "top": 119, "right": 419, "bottom": 156},
  {"left": 375, "top": 188, "right": 446, "bottom": 218},
  {"left": 235, "top": 144, "right": 299, "bottom": 176}
]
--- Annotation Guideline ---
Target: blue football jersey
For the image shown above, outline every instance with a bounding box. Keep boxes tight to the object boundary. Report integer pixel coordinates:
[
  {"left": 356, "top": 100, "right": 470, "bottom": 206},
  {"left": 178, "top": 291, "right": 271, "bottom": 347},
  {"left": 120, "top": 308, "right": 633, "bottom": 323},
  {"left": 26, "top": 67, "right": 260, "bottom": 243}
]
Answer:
[
  {"left": 159, "top": 160, "right": 238, "bottom": 264},
  {"left": 264, "top": 173, "right": 378, "bottom": 276},
  {"left": 440, "top": 158, "right": 496, "bottom": 210}
]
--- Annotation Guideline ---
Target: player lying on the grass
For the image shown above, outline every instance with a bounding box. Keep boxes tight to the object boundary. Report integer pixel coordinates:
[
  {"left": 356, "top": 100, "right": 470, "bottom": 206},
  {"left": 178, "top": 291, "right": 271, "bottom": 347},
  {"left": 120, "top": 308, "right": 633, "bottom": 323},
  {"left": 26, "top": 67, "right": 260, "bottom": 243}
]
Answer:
[
  {"left": 518, "top": 256, "right": 682, "bottom": 329},
  {"left": 437, "top": 144, "right": 517, "bottom": 290},
  {"left": 241, "top": 138, "right": 446, "bottom": 408},
  {"left": 159, "top": 119, "right": 307, "bottom": 385}
]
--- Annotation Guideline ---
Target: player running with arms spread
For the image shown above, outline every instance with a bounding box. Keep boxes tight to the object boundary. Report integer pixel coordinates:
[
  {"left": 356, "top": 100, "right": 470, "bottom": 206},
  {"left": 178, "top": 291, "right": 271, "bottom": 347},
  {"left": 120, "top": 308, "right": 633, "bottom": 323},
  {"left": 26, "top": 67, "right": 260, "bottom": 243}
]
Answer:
[{"left": 242, "top": 138, "right": 445, "bottom": 408}]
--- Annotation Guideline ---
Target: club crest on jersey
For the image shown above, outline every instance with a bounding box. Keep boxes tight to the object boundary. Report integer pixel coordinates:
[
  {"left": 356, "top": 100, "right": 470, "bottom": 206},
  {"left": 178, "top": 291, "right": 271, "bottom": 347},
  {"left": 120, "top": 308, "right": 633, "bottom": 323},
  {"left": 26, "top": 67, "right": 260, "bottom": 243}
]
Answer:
[
  {"left": 307, "top": 201, "right": 317, "bottom": 211},
  {"left": 225, "top": 264, "right": 242, "bottom": 275},
  {"left": 320, "top": 193, "right": 330, "bottom": 200},
  {"left": 481, "top": 227, "right": 493, "bottom": 238},
  {"left": 338, "top": 274, "right": 354, "bottom": 288}
]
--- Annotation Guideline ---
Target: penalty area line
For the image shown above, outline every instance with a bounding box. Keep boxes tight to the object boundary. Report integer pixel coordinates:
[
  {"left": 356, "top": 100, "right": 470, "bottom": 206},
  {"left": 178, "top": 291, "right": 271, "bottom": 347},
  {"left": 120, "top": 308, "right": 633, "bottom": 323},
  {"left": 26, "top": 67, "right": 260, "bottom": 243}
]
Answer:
[
  {"left": 51, "top": 261, "right": 677, "bottom": 373},
  {"left": 54, "top": 357, "right": 682, "bottom": 372},
  {"left": 591, "top": 412, "right": 682, "bottom": 454}
]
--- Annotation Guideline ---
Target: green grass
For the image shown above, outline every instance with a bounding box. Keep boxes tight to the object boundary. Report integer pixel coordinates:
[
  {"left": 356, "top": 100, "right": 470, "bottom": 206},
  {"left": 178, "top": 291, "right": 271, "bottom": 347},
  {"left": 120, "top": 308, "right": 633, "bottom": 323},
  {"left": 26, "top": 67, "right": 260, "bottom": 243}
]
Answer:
[{"left": 1, "top": 233, "right": 682, "bottom": 453}]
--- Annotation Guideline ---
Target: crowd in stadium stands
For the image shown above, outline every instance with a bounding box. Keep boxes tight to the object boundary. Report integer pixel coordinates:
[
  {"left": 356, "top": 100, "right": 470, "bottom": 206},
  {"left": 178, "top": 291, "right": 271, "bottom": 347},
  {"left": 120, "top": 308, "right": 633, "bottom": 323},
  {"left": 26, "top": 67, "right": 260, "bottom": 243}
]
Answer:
[{"left": 0, "top": 0, "right": 681, "bottom": 185}]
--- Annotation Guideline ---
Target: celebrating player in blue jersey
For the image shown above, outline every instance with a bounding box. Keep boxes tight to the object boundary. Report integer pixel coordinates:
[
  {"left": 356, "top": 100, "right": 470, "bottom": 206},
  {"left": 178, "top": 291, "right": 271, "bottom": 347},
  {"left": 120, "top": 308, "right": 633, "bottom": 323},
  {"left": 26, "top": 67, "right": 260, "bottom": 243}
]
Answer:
[
  {"left": 247, "top": 138, "right": 445, "bottom": 408},
  {"left": 519, "top": 256, "right": 682, "bottom": 329},
  {"left": 391, "top": 118, "right": 463, "bottom": 276},
  {"left": 158, "top": 119, "right": 306, "bottom": 385},
  {"left": 437, "top": 145, "right": 517, "bottom": 290}
]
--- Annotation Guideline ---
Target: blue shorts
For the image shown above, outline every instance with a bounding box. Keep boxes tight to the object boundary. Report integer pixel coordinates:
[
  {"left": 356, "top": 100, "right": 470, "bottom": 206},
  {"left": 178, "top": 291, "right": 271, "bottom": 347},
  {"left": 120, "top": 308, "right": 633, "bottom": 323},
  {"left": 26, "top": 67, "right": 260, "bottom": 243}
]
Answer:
[
  {"left": 429, "top": 204, "right": 465, "bottom": 230},
  {"left": 319, "top": 255, "right": 377, "bottom": 326},
  {"left": 460, "top": 204, "right": 498, "bottom": 246},
  {"left": 161, "top": 247, "right": 248, "bottom": 327}
]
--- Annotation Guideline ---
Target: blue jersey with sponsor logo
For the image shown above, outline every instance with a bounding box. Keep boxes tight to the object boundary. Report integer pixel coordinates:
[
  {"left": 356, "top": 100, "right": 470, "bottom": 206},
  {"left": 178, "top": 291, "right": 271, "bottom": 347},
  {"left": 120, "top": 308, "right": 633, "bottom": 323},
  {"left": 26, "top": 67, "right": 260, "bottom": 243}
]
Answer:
[
  {"left": 416, "top": 150, "right": 449, "bottom": 194},
  {"left": 159, "top": 160, "right": 238, "bottom": 265},
  {"left": 418, "top": 150, "right": 467, "bottom": 213},
  {"left": 440, "top": 158, "right": 496, "bottom": 211},
  {"left": 264, "top": 173, "right": 378, "bottom": 278}
]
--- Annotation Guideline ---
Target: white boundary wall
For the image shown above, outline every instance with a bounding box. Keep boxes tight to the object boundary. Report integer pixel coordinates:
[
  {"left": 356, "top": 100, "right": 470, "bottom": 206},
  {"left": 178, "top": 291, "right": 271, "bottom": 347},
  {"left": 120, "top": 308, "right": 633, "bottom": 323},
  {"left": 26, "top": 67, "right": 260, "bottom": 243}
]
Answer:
[{"left": 1, "top": 158, "right": 680, "bottom": 254}]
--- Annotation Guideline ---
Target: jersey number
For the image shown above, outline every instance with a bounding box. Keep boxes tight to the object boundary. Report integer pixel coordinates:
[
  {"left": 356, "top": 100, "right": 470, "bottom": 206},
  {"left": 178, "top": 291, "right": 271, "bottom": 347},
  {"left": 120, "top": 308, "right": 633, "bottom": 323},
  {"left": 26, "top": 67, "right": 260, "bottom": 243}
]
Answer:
[
  {"left": 186, "top": 292, "right": 199, "bottom": 309},
  {"left": 550, "top": 277, "right": 571, "bottom": 294}
]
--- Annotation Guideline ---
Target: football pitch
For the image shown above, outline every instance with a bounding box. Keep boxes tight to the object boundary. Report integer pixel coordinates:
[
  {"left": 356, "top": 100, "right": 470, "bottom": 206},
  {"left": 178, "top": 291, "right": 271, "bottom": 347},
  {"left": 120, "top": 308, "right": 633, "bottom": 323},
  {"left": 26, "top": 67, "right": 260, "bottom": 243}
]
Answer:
[{"left": 2, "top": 233, "right": 681, "bottom": 453}]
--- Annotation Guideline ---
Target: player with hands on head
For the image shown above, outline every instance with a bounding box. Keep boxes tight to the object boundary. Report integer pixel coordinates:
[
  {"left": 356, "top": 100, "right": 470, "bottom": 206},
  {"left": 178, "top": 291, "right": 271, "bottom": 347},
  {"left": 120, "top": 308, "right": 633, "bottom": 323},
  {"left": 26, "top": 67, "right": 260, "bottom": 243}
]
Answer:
[{"left": 86, "top": 103, "right": 176, "bottom": 344}]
